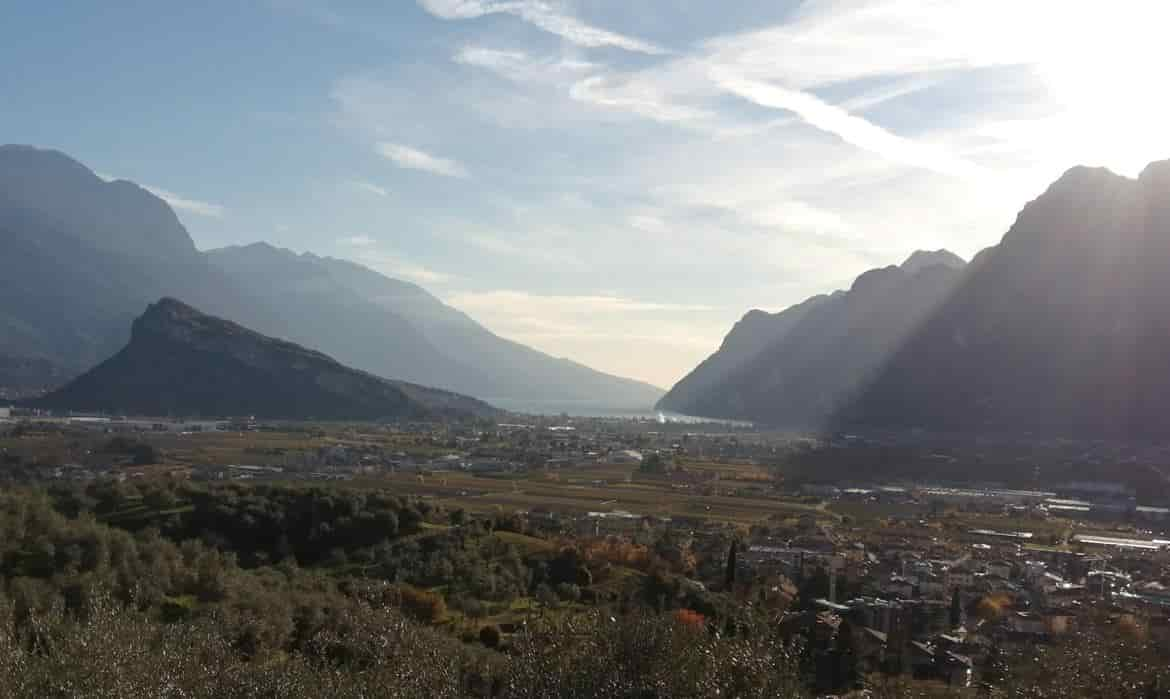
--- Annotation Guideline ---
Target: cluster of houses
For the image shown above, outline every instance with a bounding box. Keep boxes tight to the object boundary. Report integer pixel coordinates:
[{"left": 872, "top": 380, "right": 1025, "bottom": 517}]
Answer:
[
  {"left": 731, "top": 505, "right": 1170, "bottom": 688},
  {"left": 805, "top": 480, "right": 1170, "bottom": 524}
]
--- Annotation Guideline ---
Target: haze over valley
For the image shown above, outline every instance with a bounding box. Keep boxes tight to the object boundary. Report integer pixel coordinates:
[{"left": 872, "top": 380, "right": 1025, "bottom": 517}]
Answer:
[{"left": 6, "top": 4, "right": 1170, "bottom": 697}]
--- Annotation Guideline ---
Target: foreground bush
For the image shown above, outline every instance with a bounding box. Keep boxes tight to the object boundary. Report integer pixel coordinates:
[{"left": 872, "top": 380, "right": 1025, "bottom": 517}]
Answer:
[
  {"left": 504, "top": 612, "right": 806, "bottom": 698},
  {"left": 0, "top": 589, "right": 810, "bottom": 699},
  {"left": 0, "top": 593, "right": 470, "bottom": 699}
]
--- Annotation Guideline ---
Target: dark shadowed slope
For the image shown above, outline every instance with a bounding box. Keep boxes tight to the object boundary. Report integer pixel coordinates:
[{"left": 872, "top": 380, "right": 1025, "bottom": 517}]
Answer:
[
  {"left": 32, "top": 299, "right": 496, "bottom": 420},
  {"left": 656, "top": 294, "right": 835, "bottom": 414},
  {"left": 658, "top": 252, "right": 967, "bottom": 425},
  {"left": 838, "top": 160, "right": 1170, "bottom": 439}
]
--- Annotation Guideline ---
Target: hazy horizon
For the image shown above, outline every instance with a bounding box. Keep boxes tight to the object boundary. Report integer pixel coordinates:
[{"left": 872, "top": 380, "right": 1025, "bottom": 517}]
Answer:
[{"left": 5, "top": 1, "right": 1169, "bottom": 388}]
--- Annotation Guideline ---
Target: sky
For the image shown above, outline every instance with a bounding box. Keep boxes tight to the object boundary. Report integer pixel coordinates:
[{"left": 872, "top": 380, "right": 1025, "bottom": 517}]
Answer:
[{"left": 4, "top": 1, "right": 1170, "bottom": 389}]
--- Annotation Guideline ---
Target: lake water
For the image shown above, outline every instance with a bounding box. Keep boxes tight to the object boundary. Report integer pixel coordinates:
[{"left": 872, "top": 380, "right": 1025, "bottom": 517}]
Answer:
[{"left": 486, "top": 398, "right": 751, "bottom": 425}]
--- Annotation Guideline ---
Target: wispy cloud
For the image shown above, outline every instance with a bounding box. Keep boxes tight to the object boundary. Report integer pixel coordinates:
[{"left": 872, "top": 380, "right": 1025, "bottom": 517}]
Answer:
[
  {"left": 144, "top": 186, "right": 226, "bottom": 218},
  {"left": 377, "top": 142, "right": 469, "bottom": 178},
  {"left": 311, "top": 0, "right": 1170, "bottom": 386},
  {"left": 383, "top": 260, "right": 452, "bottom": 285},
  {"left": 465, "top": 233, "right": 582, "bottom": 266},
  {"left": 712, "top": 73, "right": 981, "bottom": 178},
  {"left": 445, "top": 289, "right": 723, "bottom": 387},
  {"left": 570, "top": 75, "right": 714, "bottom": 125},
  {"left": 418, "top": 0, "right": 666, "bottom": 54},
  {"left": 342, "top": 245, "right": 453, "bottom": 285},
  {"left": 338, "top": 234, "right": 376, "bottom": 247},
  {"left": 351, "top": 180, "right": 390, "bottom": 197},
  {"left": 449, "top": 290, "right": 715, "bottom": 315},
  {"left": 454, "top": 46, "right": 594, "bottom": 84},
  {"left": 96, "top": 172, "right": 225, "bottom": 218}
]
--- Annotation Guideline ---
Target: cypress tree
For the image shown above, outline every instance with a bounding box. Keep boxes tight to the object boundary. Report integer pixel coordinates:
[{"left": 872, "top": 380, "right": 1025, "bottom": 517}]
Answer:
[
  {"left": 725, "top": 540, "right": 738, "bottom": 588},
  {"left": 950, "top": 587, "right": 962, "bottom": 629}
]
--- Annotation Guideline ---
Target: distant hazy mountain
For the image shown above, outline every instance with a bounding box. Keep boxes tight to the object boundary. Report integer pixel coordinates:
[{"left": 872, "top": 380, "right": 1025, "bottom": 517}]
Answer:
[
  {"left": 0, "top": 145, "right": 265, "bottom": 373},
  {"left": 0, "top": 354, "right": 74, "bottom": 400},
  {"left": 657, "top": 251, "right": 968, "bottom": 424},
  {"left": 656, "top": 294, "right": 836, "bottom": 414},
  {"left": 0, "top": 145, "right": 662, "bottom": 411},
  {"left": 837, "top": 160, "right": 1170, "bottom": 438},
  {"left": 33, "top": 299, "right": 495, "bottom": 420},
  {"left": 204, "top": 244, "right": 664, "bottom": 407},
  {"left": 202, "top": 243, "right": 479, "bottom": 397},
  {"left": 0, "top": 145, "right": 196, "bottom": 261},
  {"left": 900, "top": 249, "right": 966, "bottom": 275}
]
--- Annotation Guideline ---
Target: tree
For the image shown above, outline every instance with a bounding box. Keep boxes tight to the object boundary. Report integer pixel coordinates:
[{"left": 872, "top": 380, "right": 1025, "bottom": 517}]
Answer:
[
  {"left": 673, "top": 608, "right": 705, "bottom": 630},
  {"left": 548, "top": 547, "right": 591, "bottom": 587},
  {"left": 130, "top": 443, "right": 159, "bottom": 465},
  {"left": 949, "top": 587, "right": 962, "bottom": 629},
  {"left": 398, "top": 586, "right": 447, "bottom": 624},
  {"left": 555, "top": 583, "right": 581, "bottom": 603},
  {"left": 142, "top": 484, "right": 176, "bottom": 511},
  {"left": 974, "top": 594, "right": 1008, "bottom": 622},
  {"left": 479, "top": 624, "right": 501, "bottom": 649},
  {"left": 534, "top": 583, "right": 557, "bottom": 608},
  {"left": 639, "top": 452, "right": 667, "bottom": 474},
  {"left": 798, "top": 567, "right": 831, "bottom": 608},
  {"left": 725, "top": 540, "right": 738, "bottom": 589}
]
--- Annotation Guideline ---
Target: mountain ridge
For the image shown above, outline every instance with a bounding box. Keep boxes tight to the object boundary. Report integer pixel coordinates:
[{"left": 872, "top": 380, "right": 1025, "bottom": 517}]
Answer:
[
  {"left": 663, "top": 158, "right": 1170, "bottom": 439},
  {"left": 656, "top": 251, "right": 968, "bottom": 421},
  {"left": 0, "top": 144, "right": 663, "bottom": 411},
  {"left": 834, "top": 158, "right": 1170, "bottom": 438},
  {"left": 32, "top": 298, "right": 496, "bottom": 420}
]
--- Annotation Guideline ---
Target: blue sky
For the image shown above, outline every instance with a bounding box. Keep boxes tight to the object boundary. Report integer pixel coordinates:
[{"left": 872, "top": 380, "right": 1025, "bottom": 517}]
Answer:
[{"left": 4, "top": 0, "right": 1169, "bottom": 388}]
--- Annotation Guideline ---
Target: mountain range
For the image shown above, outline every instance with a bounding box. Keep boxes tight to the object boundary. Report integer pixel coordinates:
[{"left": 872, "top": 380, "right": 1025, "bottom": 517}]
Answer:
[
  {"left": 839, "top": 162, "right": 1170, "bottom": 438},
  {"left": 660, "top": 160, "right": 1170, "bottom": 440},
  {"left": 657, "top": 250, "right": 968, "bottom": 425},
  {"left": 0, "top": 145, "right": 662, "bottom": 411},
  {"left": 32, "top": 298, "right": 494, "bottom": 420}
]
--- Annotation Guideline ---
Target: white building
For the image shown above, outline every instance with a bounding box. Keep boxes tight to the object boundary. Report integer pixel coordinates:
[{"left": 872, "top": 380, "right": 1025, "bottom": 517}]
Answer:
[
  {"left": 0, "top": 406, "right": 11, "bottom": 420},
  {"left": 610, "top": 449, "right": 644, "bottom": 465},
  {"left": 945, "top": 564, "right": 976, "bottom": 590}
]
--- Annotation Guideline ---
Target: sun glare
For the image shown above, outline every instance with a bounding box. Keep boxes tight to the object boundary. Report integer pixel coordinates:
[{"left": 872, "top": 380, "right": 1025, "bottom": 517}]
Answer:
[{"left": 1029, "top": 2, "right": 1170, "bottom": 176}]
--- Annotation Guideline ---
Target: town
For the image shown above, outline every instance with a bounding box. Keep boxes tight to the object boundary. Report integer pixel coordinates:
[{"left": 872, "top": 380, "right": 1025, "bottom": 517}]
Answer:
[{"left": 3, "top": 407, "right": 1169, "bottom": 694}]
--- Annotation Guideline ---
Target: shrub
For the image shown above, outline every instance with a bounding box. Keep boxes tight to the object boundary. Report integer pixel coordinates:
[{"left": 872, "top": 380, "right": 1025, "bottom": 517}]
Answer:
[
  {"left": 480, "top": 624, "right": 501, "bottom": 649},
  {"left": 397, "top": 585, "right": 447, "bottom": 624}
]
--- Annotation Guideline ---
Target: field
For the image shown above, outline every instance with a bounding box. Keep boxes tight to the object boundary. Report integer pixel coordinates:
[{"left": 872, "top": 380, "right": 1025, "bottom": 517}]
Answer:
[
  {"left": 371, "top": 466, "right": 827, "bottom": 525},
  {"left": 0, "top": 424, "right": 832, "bottom": 529}
]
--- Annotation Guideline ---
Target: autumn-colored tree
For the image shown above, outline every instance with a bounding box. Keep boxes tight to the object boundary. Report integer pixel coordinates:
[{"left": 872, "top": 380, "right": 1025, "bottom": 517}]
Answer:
[
  {"left": 673, "top": 608, "right": 706, "bottom": 630},
  {"left": 397, "top": 585, "right": 447, "bottom": 624},
  {"left": 974, "top": 594, "right": 1010, "bottom": 621}
]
